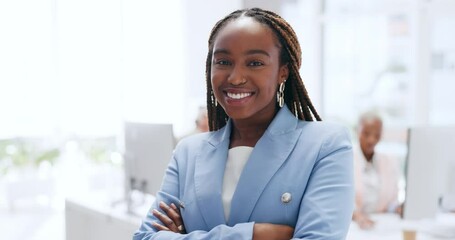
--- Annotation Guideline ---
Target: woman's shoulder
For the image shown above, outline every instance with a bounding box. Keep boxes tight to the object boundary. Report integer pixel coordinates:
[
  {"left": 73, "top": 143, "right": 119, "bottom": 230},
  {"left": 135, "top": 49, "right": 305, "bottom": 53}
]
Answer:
[
  {"left": 296, "top": 120, "right": 351, "bottom": 139},
  {"left": 175, "top": 131, "right": 214, "bottom": 150},
  {"left": 171, "top": 132, "right": 215, "bottom": 165},
  {"left": 293, "top": 120, "right": 353, "bottom": 158}
]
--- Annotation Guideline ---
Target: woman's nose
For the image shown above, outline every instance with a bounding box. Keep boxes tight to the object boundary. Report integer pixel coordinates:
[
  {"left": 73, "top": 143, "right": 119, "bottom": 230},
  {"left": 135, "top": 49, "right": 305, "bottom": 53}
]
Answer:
[{"left": 227, "top": 66, "right": 246, "bottom": 86}]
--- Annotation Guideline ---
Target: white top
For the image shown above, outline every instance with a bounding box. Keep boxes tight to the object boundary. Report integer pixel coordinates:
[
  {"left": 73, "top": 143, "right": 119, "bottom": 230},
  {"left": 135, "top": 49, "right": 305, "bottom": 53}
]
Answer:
[
  {"left": 361, "top": 159, "right": 380, "bottom": 213},
  {"left": 354, "top": 144, "right": 399, "bottom": 213},
  {"left": 222, "top": 146, "right": 253, "bottom": 221}
]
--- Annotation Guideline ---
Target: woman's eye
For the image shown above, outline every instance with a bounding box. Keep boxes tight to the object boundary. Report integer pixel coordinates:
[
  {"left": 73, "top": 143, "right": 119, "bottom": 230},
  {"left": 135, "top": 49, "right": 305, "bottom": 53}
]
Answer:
[
  {"left": 248, "top": 61, "right": 264, "bottom": 67},
  {"left": 215, "top": 60, "right": 231, "bottom": 65}
]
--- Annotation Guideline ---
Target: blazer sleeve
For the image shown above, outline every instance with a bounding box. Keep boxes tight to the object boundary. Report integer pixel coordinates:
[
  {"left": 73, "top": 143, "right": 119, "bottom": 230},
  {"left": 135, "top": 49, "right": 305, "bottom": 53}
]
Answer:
[
  {"left": 292, "top": 127, "right": 354, "bottom": 240},
  {"left": 133, "top": 152, "right": 255, "bottom": 240}
]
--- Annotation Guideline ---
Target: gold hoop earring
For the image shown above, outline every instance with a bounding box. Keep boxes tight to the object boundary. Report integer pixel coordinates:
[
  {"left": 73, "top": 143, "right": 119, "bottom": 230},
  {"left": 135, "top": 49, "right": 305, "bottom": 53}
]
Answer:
[{"left": 277, "top": 81, "right": 286, "bottom": 108}]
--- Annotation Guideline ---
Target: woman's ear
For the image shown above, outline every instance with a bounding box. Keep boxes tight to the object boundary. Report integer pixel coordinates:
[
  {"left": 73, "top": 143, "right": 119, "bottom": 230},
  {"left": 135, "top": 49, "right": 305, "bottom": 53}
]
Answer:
[{"left": 279, "top": 63, "right": 289, "bottom": 83}]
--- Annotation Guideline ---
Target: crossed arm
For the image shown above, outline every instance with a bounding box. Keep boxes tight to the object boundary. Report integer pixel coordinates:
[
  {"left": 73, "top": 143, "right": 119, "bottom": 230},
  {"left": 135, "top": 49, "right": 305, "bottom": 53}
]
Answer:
[
  {"left": 133, "top": 155, "right": 294, "bottom": 240},
  {"left": 152, "top": 200, "right": 294, "bottom": 240}
]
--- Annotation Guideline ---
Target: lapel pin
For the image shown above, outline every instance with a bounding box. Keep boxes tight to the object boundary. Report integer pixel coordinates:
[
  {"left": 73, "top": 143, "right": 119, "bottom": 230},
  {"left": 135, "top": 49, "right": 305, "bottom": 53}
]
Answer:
[{"left": 281, "top": 192, "right": 292, "bottom": 203}]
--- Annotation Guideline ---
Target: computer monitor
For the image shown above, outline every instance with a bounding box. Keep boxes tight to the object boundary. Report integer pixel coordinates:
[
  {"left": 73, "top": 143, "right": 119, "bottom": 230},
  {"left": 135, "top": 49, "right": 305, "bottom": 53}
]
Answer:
[
  {"left": 123, "top": 122, "right": 175, "bottom": 196},
  {"left": 403, "top": 126, "right": 455, "bottom": 220}
]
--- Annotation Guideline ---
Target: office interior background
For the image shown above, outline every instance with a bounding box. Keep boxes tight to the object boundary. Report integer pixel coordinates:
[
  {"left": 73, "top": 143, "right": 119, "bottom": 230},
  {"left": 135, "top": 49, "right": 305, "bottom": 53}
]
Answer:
[{"left": 0, "top": 0, "right": 454, "bottom": 239}]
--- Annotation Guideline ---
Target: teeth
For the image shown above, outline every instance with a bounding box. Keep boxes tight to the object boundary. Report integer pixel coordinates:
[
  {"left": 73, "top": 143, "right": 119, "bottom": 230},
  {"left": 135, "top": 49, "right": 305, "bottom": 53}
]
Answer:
[{"left": 227, "top": 92, "right": 252, "bottom": 99}]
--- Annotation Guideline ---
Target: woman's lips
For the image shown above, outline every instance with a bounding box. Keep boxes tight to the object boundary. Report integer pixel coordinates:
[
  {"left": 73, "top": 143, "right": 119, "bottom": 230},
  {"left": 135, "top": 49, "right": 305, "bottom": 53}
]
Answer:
[
  {"left": 223, "top": 90, "right": 255, "bottom": 105},
  {"left": 226, "top": 91, "right": 252, "bottom": 99}
]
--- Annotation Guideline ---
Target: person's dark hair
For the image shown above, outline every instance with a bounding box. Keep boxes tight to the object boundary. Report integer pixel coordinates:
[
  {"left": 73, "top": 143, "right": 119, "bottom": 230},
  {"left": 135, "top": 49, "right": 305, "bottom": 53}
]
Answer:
[{"left": 206, "top": 8, "right": 321, "bottom": 131}]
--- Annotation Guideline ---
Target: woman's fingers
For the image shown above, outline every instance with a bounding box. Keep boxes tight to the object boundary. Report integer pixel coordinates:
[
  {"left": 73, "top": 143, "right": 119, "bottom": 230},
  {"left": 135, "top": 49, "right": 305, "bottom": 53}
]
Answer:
[
  {"left": 159, "top": 201, "right": 185, "bottom": 233},
  {"left": 152, "top": 208, "right": 179, "bottom": 232},
  {"left": 170, "top": 203, "right": 186, "bottom": 233},
  {"left": 358, "top": 217, "right": 375, "bottom": 230},
  {"left": 152, "top": 221, "right": 170, "bottom": 231},
  {"left": 151, "top": 201, "right": 186, "bottom": 233},
  {"left": 170, "top": 203, "right": 181, "bottom": 214}
]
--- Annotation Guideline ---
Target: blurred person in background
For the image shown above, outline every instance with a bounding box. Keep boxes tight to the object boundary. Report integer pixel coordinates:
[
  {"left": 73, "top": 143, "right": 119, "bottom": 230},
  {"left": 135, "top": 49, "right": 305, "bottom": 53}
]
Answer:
[
  {"left": 177, "top": 106, "right": 209, "bottom": 142},
  {"left": 352, "top": 112, "right": 400, "bottom": 229}
]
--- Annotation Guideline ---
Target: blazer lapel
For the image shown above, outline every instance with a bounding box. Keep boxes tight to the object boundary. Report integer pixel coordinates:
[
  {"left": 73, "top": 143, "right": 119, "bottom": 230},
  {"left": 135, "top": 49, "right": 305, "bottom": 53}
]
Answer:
[
  {"left": 194, "top": 121, "right": 231, "bottom": 229},
  {"left": 227, "top": 106, "right": 302, "bottom": 225}
]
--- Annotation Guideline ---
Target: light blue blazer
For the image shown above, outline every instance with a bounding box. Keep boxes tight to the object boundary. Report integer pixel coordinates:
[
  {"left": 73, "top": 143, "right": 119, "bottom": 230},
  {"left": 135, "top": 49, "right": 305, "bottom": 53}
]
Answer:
[{"left": 134, "top": 106, "right": 354, "bottom": 240}]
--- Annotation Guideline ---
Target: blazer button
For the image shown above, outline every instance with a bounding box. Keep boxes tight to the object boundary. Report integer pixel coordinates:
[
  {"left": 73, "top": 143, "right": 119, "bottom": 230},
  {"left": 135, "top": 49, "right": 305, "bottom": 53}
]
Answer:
[{"left": 281, "top": 192, "right": 292, "bottom": 203}]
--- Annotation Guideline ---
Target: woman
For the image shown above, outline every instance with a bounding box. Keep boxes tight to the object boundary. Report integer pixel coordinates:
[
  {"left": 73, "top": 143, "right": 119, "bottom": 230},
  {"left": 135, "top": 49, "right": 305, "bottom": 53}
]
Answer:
[
  {"left": 352, "top": 112, "right": 399, "bottom": 229},
  {"left": 134, "top": 8, "right": 354, "bottom": 239}
]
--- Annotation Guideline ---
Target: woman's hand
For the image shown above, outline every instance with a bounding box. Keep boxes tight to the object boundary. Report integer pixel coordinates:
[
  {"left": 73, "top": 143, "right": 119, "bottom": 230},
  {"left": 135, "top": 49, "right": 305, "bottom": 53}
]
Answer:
[
  {"left": 253, "top": 223, "right": 294, "bottom": 240},
  {"left": 151, "top": 201, "right": 186, "bottom": 234},
  {"left": 352, "top": 211, "right": 375, "bottom": 230}
]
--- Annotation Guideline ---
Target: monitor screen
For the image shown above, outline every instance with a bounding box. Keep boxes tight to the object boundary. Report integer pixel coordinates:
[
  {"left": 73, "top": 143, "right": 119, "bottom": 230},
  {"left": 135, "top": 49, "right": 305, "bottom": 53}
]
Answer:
[
  {"left": 403, "top": 126, "right": 455, "bottom": 220},
  {"left": 123, "top": 122, "right": 175, "bottom": 196}
]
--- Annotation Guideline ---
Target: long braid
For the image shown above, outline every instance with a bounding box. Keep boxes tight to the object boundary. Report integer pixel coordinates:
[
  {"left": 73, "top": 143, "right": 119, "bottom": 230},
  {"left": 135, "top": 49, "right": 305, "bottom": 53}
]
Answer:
[
  {"left": 253, "top": 9, "right": 321, "bottom": 121},
  {"left": 206, "top": 8, "right": 321, "bottom": 131}
]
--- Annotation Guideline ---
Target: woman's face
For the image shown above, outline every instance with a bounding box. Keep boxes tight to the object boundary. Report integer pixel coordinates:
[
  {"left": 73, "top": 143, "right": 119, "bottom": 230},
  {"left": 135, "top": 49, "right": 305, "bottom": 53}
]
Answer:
[
  {"left": 210, "top": 17, "right": 288, "bottom": 122},
  {"left": 359, "top": 119, "right": 382, "bottom": 155}
]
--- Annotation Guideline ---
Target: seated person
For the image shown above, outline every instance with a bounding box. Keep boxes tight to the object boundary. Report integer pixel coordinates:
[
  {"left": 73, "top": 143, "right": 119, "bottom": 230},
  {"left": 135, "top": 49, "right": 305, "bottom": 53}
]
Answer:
[{"left": 352, "top": 112, "right": 400, "bottom": 229}]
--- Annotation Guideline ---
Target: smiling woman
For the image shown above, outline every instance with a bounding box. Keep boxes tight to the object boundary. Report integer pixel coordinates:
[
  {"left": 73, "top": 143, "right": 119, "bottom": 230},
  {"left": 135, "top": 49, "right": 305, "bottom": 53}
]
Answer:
[
  {"left": 134, "top": 8, "right": 354, "bottom": 240},
  {"left": 210, "top": 16, "right": 286, "bottom": 137}
]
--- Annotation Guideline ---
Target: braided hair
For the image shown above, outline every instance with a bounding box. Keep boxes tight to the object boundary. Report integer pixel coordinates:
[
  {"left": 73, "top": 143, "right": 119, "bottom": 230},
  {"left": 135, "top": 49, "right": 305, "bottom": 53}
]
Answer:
[{"left": 206, "top": 8, "right": 321, "bottom": 131}]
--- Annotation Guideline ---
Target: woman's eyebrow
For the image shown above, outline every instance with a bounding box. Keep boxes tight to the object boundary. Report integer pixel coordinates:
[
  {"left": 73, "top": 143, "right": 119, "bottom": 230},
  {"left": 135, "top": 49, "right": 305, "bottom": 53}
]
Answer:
[
  {"left": 213, "top": 49, "right": 270, "bottom": 57},
  {"left": 245, "top": 49, "right": 270, "bottom": 57},
  {"left": 213, "top": 49, "right": 230, "bottom": 55}
]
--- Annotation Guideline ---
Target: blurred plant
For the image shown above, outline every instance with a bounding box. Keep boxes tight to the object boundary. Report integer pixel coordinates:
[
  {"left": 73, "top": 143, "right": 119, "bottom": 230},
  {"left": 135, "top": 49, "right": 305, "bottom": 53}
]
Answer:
[
  {"left": 86, "top": 145, "right": 111, "bottom": 164},
  {"left": 0, "top": 139, "right": 60, "bottom": 176},
  {"left": 78, "top": 136, "right": 121, "bottom": 166},
  {"left": 36, "top": 149, "right": 60, "bottom": 166}
]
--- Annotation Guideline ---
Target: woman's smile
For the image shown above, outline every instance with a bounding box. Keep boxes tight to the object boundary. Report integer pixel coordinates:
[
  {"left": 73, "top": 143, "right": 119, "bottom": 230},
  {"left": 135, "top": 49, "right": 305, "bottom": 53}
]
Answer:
[
  {"left": 226, "top": 91, "right": 253, "bottom": 100},
  {"left": 223, "top": 88, "right": 255, "bottom": 106}
]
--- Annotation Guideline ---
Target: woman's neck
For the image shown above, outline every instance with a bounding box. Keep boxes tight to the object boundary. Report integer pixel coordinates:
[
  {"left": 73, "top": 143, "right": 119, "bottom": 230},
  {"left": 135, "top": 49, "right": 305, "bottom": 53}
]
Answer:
[{"left": 229, "top": 114, "right": 275, "bottom": 148}]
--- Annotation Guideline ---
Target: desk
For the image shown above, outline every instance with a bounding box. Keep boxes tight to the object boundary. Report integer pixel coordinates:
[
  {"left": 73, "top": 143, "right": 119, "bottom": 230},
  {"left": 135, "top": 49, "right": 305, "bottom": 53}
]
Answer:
[
  {"left": 65, "top": 193, "right": 455, "bottom": 240},
  {"left": 347, "top": 213, "right": 455, "bottom": 240},
  {"left": 65, "top": 192, "right": 155, "bottom": 240}
]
